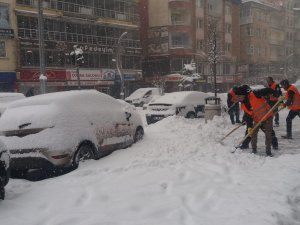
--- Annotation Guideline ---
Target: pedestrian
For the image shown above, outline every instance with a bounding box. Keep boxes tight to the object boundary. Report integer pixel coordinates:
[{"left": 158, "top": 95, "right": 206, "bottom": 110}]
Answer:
[
  {"left": 26, "top": 87, "right": 34, "bottom": 97},
  {"left": 227, "top": 86, "right": 241, "bottom": 124},
  {"left": 234, "top": 84, "right": 275, "bottom": 156},
  {"left": 266, "top": 76, "right": 282, "bottom": 126},
  {"left": 279, "top": 79, "right": 300, "bottom": 139}
]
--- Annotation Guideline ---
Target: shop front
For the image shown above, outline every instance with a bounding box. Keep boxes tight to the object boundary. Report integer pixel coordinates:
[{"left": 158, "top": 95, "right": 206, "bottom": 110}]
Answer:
[
  {"left": 17, "top": 69, "right": 115, "bottom": 95},
  {"left": 0, "top": 72, "right": 16, "bottom": 92}
]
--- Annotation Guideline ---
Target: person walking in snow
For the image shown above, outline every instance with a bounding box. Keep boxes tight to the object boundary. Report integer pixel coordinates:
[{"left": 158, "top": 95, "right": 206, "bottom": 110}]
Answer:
[
  {"left": 279, "top": 79, "right": 300, "bottom": 139},
  {"left": 227, "top": 86, "right": 241, "bottom": 125},
  {"left": 234, "top": 85, "right": 276, "bottom": 156},
  {"left": 266, "top": 77, "right": 282, "bottom": 126}
]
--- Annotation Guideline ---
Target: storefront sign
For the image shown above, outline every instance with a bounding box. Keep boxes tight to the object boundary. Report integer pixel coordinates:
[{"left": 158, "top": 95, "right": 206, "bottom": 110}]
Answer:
[
  {"left": 207, "top": 75, "right": 243, "bottom": 84},
  {"left": 0, "top": 29, "right": 13, "bottom": 38},
  {"left": 0, "top": 5, "right": 14, "bottom": 38},
  {"left": 67, "top": 80, "right": 114, "bottom": 86},
  {"left": 19, "top": 69, "right": 67, "bottom": 81},
  {"left": 67, "top": 69, "right": 115, "bottom": 81}
]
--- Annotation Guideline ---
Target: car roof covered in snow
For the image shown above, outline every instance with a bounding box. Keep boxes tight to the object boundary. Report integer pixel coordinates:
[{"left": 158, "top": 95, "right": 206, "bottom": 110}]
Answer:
[
  {"left": 125, "top": 88, "right": 159, "bottom": 100},
  {"left": 150, "top": 91, "right": 210, "bottom": 105}
]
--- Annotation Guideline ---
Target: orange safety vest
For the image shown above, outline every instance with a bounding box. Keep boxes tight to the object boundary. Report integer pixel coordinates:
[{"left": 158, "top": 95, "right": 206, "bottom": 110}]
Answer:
[
  {"left": 248, "top": 91, "right": 272, "bottom": 122},
  {"left": 285, "top": 85, "right": 300, "bottom": 111},
  {"left": 229, "top": 89, "right": 238, "bottom": 102},
  {"left": 269, "top": 82, "right": 278, "bottom": 101},
  {"left": 241, "top": 103, "right": 253, "bottom": 117}
]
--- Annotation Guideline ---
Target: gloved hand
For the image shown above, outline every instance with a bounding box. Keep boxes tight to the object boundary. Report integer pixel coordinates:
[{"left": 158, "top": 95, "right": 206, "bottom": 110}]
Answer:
[
  {"left": 278, "top": 102, "right": 286, "bottom": 110},
  {"left": 247, "top": 128, "right": 253, "bottom": 137}
]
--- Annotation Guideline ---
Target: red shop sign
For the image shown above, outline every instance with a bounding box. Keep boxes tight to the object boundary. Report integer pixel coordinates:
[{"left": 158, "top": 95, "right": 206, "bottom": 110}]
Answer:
[{"left": 18, "top": 69, "right": 67, "bottom": 81}]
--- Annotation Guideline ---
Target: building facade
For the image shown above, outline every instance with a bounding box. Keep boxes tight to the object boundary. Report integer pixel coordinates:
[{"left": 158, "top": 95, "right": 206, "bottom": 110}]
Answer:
[
  {"left": 240, "top": 0, "right": 300, "bottom": 84},
  {"left": 0, "top": 0, "right": 17, "bottom": 92},
  {"left": 1, "top": 0, "right": 142, "bottom": 97},
  {"left": 140, "top": 0, "right": 242, "bottom": 92}
]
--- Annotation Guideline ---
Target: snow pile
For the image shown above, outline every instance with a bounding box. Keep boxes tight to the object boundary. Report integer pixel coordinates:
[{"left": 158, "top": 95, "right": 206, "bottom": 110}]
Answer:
[{"left": 0, "top": 110, "right": 300, "bottom": 225}]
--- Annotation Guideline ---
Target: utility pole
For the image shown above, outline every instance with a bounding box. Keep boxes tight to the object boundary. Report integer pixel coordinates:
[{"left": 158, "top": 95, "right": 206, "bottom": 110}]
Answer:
[
  {"left": 38, "top": 0, "right": 47, "bottom": 94},
  {"left": 70, "top": 45, "right": 84, "bottom": 89},
  {"left": 117, "top": 32, "right": 128, "bottom": 99}
]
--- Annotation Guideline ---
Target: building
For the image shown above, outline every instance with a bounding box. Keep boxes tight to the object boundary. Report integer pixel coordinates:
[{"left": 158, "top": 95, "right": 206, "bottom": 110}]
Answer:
[
  {"left": 240, "top": 0, "right": 300, "bottom": 83},
  {"left": 140, "top": 0, "right": 242, "bottom": 92},
  {"left": 5, "top": 0, "right": 142, "bottom": 97},
  {"left": 0, "top": 0, "right": 17, "bottom": 92}
]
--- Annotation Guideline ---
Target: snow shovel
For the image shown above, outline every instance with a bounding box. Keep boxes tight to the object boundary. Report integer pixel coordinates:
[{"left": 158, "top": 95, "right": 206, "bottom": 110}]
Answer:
[
  {"left": 219, "top": 122, "right": 246, "bottom": 142},
  {"left": 232, "top": 96, "right": 285, "bottom": 153}
]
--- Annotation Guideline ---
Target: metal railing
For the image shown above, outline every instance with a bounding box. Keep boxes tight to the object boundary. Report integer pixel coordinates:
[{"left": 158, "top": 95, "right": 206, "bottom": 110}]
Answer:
[
  {"left": 16, "top": 0, "right": 139, "bottom": 23},
  {"left": 18, "top": 28, "right": 141, "bottom": 49}
]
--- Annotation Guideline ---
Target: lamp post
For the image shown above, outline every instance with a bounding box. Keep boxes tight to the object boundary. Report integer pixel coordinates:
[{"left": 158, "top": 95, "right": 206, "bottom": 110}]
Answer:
[
  {"left": 70, "top": 45, "right": 84, "bottom": 89},
  {"left": 117, "top": 32, "right": 128, "bottom": 99},
  {"left": 37, "top": 0, "right": 47, "bottom": 94}
]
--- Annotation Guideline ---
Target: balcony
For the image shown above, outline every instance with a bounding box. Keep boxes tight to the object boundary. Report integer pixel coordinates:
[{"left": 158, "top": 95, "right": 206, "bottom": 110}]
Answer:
[
  {"left": 169, "top": 0, "right": 192, "bottom": 9},
  {"left": 240, "top": 16, "right": 253, "bottom": 25}
]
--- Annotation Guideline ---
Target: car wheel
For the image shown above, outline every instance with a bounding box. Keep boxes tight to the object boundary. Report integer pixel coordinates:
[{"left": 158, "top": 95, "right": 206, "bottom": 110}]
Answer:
[
  {"left": 0, "top": 181, "right": 4, "bottom": 200},
  {"left": 73, "top": 144, "right": 95, "bottom": 168},
  {"left": 186, "top": 112, "right": 196, "bottom": 119},
  {"left": 134, "top": 127, "right": 144, "bottom": 143}
]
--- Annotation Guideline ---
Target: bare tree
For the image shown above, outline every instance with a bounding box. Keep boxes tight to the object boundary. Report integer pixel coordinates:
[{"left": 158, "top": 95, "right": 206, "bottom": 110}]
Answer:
[
  {"left": 207, "top": 18, "right": 223, "bottom": 97},
  {"left": 152, "top": 75, "right": 166, "bottom": 95}
]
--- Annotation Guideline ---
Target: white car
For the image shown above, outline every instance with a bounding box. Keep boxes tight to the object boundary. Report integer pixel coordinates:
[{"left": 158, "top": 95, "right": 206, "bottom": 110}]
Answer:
[
  {"left": 0, "top": 92, "right": 25, "bottom": 116},
  {"left": 146, "top": 91, "right": 211, "bottom": 124},
  {"left": 125, "top": 88, "right": 161, "bottom": 107},
  {"left": 0, "top": 140, "right": 9, "bottom": 200},
  {"left": 0, "top": 90, "right": 144, "bottom": 172}
]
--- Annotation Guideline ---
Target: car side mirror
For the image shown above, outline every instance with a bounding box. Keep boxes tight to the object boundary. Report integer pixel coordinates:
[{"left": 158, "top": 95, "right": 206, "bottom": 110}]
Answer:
[{"left": 125, "top": 112, "right": 131, "bottom": 121}]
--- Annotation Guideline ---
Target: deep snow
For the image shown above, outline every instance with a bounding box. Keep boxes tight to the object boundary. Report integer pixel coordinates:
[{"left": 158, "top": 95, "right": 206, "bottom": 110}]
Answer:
[{"left": 1, "top": 108, "right": 300, "bottom": 225}]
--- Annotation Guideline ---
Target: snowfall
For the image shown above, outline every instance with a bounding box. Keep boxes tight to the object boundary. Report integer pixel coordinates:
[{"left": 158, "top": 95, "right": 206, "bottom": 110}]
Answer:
[{"left": 1, "top": 106, "right": 300, "bottom": 225}]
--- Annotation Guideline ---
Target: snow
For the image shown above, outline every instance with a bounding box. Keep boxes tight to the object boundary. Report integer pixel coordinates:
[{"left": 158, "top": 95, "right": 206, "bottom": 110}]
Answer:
[
  {"left": 125, "top": 88, "right": 160, "bottom": 101},
  {"left": 0, "top": 92, "right": 25, "bottom": 115},
  {"left": 1, "top": 105, "right": 300, "bottom": 225}
]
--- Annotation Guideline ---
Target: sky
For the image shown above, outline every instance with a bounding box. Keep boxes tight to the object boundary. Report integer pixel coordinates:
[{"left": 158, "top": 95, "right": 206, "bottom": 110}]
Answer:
[{"left": 0, "top": 108, "right": 300, "bottom": 225}]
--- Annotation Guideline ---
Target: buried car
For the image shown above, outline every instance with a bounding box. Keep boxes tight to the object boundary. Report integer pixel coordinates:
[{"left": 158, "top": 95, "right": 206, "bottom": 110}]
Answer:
[
  {"left": 0, "top": 92, "right": 25, "bottom": 117},
  {"left": 125, "top": 88, "right": 161, "bottom": 107},
  {"left": 146, "top": 91, "right": 211, "bottom": 124},
  {"left": 0, "top": 141, "right": 9, "bottom": 200},
  {"left": 0, "top": 90, "right": 144, "bottom": 172}
]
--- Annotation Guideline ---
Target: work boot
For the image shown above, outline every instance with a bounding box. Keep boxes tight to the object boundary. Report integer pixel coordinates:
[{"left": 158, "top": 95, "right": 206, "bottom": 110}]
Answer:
[
  {"left": 273, "top": 145, "right": 279, "bottom": 150},
  {"left": 236, "top": 120, "right": 242, "bottom": 124},
  {"left": 240, "top": 144, "right": 249, "bottom": 149},
  {"left": 266, "top": 150, "right": 273, "bottom": 157},
  {"left": 252, "top": 148, "right": 257, "bottom": 154},
  {"left": 281, "top": 135, "right": 292, "bottom": 139}
]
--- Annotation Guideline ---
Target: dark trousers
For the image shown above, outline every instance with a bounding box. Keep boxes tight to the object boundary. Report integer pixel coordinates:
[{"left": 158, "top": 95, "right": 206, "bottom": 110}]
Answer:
[
  {"left": 229, "top": 104, "right": 240, "bottom": 124},
  {"left": 242, "top": 118, "right": 278, "bottom": 149},
  {"left": 269, "top": 100, "right": 279, "bottom": 124},
  {"left": 286, "top": 110, "right": 300, "bottom": 137}
]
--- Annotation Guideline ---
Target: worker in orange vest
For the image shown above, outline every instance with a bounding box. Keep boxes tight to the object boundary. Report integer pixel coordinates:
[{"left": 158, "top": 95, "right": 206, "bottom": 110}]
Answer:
[
  {"left": 234, "top": 85, "right": 276, "bottom": 156},
  {"left": 266, "top": 77, "right": 282, "bottom": 126},
  {"left": 279, "top": 79, "right": 300, "bottom": 139},
  {"left": 227, "top": 86, "right": 241, "bottom": 124}
]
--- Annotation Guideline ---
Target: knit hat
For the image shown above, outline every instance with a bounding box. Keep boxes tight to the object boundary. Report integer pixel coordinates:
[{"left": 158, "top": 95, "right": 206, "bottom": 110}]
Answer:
[
  {"left": 234, "top": 85, "right": 251, "bottom": 95},
  {"left": 280, "top": 79, "right": 289, "bottom": 87}
]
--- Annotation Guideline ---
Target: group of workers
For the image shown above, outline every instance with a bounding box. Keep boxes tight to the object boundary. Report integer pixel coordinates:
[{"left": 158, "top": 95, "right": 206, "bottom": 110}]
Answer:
[{"left": 227, "top": 77, "right": 300, "bottom": 156}]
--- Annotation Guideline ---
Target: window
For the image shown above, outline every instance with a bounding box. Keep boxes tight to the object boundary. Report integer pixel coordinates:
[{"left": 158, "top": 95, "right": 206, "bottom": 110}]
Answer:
[
  {"left": 196, "top": 0, "right": 203, "bottom": 8},
  {"left": 225, "top": 43, "right": 231, "bottom": 53},
  {"left": 0, "top": 42, "right": 6, "bottom": 57},
  {"left": 246, "top": 26, "right": 253, "bottom": 36},
  {"left": 225, "top": 4, "right": 231, "bottom": 15},
  {"left": 197, "top": 39, "right": 204, "bottom": 50},
  {"left": 223, "top": 64, "right": 230, "bottom": 75},
  {"left": 225, "top": 23, "right": 232, "bottom": 33},
  {"left": 248, "top": 46, "right": 254, "bottom": 55},
  {"left": 197, "top": 18, "right": 203, "bottom": 29}
]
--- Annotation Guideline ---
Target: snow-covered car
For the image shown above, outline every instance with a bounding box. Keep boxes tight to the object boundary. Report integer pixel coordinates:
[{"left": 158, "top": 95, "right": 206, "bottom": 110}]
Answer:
[
  {"left": 125, "top": 88, "right": 161, "bottom": 107},
  {"left": 0, "top": 92, "right": 25, "bottom": 116},
  {"left": 146, "top": 91, "right": 211, "bottom": 124},
  {"left": 0, "top": 90, "right": 144, "bottom": 172},
  {"left": 0, "top": 141, "right": 9, "bottom": 200}
]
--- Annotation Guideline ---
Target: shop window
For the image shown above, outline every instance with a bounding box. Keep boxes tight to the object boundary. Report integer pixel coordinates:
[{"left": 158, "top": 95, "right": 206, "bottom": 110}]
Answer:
[{"left": 0, "top": 41, "right": 6, "bottom": 57}]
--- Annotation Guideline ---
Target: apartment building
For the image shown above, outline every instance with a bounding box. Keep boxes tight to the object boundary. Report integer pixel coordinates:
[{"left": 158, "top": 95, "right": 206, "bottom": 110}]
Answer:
[
  {"left": 140, "top": 0, "right": 241, "bottom": 92},
  {"left": 240, "top": 0, "right": 300, "bottom": 83},
  {"left": 0, "top": 0, "right": 17, "bottom": 92},
  {"left": 2, "top": 0, "right": 142, "bottom": 96}
]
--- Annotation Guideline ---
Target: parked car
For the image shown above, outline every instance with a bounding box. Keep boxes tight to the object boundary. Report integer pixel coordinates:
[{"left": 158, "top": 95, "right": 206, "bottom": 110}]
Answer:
[
  {"left": 0, "top": 92, "right": 25, "bottom": 116},
  {"left": 0, "top": 90, "right": 144, "bottom": 173},
  {"left": 0, "top": 141, "right": 9, "bottom": 200},
  {"left": 125, "top": 88, "right": 161, "bottom": 107},
  {"left": 146, "top": 91, "right": 211, "bottom": 124}
]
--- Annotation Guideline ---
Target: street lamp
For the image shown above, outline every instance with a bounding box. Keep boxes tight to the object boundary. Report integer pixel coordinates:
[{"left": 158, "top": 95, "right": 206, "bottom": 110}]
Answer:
[
  {"left": 117, "top": 32, "right": 128, "bottom": 99},
  {"left": 70, "top": 45, "right": 84, "bottom": 89},
  {"left": 37, "top": 0, "right": 47, "bottom": 94}
]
